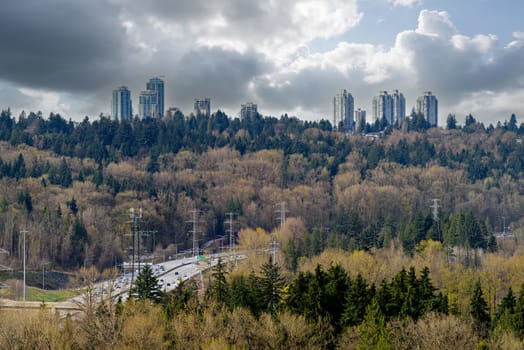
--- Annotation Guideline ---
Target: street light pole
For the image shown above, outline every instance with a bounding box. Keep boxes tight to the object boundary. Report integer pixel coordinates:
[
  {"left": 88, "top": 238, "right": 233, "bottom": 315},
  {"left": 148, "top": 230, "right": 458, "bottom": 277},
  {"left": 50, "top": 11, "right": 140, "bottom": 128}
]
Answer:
[
  {"left": 21, "top": 230, "right": 27, "bottom": 302},
  {"left": 42, "top": 262, "right": 48, "bottom": 290}
]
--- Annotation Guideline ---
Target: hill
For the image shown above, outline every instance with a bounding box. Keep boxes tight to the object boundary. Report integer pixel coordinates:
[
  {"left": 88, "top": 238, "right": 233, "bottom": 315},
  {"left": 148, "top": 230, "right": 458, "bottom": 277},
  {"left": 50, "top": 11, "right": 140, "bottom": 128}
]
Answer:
[{"left": 0, "top": 109, "right": 523, "bottom": 274}]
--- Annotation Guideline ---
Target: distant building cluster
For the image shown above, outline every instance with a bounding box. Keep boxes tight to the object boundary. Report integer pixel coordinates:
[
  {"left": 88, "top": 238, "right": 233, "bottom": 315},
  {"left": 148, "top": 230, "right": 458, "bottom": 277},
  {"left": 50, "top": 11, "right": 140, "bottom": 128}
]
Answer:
[
  {"left": 111, "top": 79, "right": 261, "bottom": 121},
  {"left": 112, "top": 77, "right": 165, "bottom": 120},
  {"left": 111, "top": 79, "right": 437, "bottom": 129},
  {"left": 372, "top": 90, "right": 406, "bottom": 126},
  {"left": 333, "top": 89, "right": 438, "bottom": 133}
]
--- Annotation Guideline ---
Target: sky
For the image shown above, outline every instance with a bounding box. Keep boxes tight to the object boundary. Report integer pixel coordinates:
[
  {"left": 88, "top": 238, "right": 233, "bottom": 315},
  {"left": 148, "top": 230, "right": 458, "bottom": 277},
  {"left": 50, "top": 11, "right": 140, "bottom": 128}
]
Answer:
[{"left": 0, "top": 0, "right": 523, "bottom": 126}]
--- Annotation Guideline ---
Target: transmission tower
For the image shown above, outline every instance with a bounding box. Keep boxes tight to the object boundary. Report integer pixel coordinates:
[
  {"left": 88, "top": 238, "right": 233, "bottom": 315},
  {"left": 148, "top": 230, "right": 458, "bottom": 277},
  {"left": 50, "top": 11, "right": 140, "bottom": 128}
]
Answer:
[
  {"left": 271, "top": 202, "right": 288, "bottom": 263},
  {"left": 225, "top": 212, "right": 237, "bottom": 251},
  {"left": 430, "top": 199, "right": 441, "bottom": 241},
  {"left": 128, "top": 208, "right": 142, "bottom": 284},
  {"left": 187, "top": 209, "right": 202, "bottom": 257},
  {"left": 430, "top": 199, "right": 440, "bottom": 221},
  {"left": 275, "top": 201, "right": 288, "bottom": 230}
]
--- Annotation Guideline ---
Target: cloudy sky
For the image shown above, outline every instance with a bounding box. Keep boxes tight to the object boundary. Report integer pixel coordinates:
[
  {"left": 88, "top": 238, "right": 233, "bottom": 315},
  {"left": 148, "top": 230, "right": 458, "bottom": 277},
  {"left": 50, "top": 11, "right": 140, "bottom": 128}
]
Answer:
[{"left": 1, "top": 0, "right": 523, "bottom": 126}]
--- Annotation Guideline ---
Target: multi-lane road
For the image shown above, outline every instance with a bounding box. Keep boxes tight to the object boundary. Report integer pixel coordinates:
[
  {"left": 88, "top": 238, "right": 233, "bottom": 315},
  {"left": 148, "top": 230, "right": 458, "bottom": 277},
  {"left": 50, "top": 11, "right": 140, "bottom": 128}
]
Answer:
[{"left": 70, "top": 252, "right": 243, "bottom": 304}]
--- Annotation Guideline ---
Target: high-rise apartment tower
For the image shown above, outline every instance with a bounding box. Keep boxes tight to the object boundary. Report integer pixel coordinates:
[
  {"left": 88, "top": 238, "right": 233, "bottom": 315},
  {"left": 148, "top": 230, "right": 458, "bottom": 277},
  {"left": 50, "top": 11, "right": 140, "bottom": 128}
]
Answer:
[
  {"left": 146, "top": 77, "right": 164, "bottom": 117},
  {"left": 416, "top": 91, "right": 438, "bottom": 126},
  {"left": 194, "top": 97, "right": 211, "bottom": 118},
  {"left": 139, "top": 90, "right": 158, "bottom": 118},
  {"left": 112, "top": 86, "right": 132, "bottom": 120},
  {"left": 240, "top": 102, "right": 258, "bottom": 119},
  {"left": 333, "top": 89, "right": 354, "bottom": 132}
]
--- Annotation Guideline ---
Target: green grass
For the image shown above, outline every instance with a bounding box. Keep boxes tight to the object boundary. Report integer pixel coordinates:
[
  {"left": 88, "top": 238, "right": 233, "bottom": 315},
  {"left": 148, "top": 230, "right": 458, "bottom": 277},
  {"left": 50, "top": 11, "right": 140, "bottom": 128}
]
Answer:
[{"left": 0, "top": 285, "right": 84, "bottom": 302}]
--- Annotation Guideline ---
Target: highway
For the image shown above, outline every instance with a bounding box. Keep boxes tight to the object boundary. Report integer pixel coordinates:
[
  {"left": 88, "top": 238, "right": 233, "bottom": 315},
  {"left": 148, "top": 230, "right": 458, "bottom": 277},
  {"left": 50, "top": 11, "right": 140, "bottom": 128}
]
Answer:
[{"left": 69, "top": 252, "right": 243, "bottom": 304}]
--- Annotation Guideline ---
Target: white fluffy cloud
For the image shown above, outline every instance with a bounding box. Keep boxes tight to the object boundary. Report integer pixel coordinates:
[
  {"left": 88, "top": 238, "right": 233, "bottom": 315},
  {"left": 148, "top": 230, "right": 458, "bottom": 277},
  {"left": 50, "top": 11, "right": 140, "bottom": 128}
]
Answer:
[
  {"left": 388, "top": 0, "right": 421, "bottom": 7},
  {"left": 0, "top": 1, "right": 523, "bottom": 127},
  {"left": 251, "top": 7, "right": 524, "bottom": 124}
]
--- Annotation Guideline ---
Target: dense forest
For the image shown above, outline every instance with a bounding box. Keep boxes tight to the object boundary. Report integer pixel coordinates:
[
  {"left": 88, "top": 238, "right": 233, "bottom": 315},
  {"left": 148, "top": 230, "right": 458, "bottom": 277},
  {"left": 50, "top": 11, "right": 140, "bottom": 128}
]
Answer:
[
  {"left": 0, "top": 108, "right": 522, "bottom": 270},
  {"left": 1, "top": 108, "right": 524, "bottom": 347}
]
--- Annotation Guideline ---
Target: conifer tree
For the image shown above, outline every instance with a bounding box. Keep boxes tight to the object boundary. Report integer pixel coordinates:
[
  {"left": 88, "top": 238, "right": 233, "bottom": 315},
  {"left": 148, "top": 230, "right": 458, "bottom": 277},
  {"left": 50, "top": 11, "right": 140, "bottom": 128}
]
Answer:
[
  {"left": 470, "top": 280, "right": 490, "bottom": 336},
  {"left": 259, "top": 258, "right": 285, "bottom": 316},
  {"left": 205, "top": 258, "right": 229, "bottom": 305},
  {"left": 343, "top": 274, "right": 373, "bottom": 327},
  {"left": 130, "top": 264, "right": 162, "bottom": 302},
  {"left": 358, "top": 298, "right": 393, "bottom": 350}
]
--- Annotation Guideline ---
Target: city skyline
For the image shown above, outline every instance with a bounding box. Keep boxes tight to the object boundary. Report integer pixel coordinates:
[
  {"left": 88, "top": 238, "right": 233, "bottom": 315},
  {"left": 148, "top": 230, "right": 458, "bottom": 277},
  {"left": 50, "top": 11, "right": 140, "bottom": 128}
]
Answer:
[{"left": 0, "top": 1, "right": 523, "bottom": 125}]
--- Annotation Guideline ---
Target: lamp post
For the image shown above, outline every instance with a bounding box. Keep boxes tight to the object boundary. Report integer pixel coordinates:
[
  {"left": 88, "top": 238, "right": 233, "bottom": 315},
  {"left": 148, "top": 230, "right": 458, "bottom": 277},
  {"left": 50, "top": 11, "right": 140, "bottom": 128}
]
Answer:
[
  {"left": 42, "top": 262, "right": 49, "bottom": 290},
  {"left": 21, "top": 230, "right": 28, "bottom": 302}
]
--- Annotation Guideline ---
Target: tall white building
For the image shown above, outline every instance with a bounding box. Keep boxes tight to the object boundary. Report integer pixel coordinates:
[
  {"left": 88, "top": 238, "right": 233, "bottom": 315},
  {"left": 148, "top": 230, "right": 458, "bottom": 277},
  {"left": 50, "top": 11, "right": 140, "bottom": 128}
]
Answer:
[
  {"left": 416, "top": 91, "right": 438, "bottom": 126},
  {"left": 372, "top": 90, "right": 405, "bottom": 126},
  {"left": 390, "top": 90, "right": 406, "bottom": 124},
  {"left": 240, "top": 102, "right": 258, "bottom": 119},
  {"left": 372, "top": 91, "right": 391, "bottom": 124},
  {"left": 355, "top": 108, "right": 366, "bottom": 133},
  {"left": 112, "top": 86, "right": 132, "bottom": 120},
  {"left": 333, "top": 89, "right": 354, "bottom": 132},
  {"left": 194, "top": 97, "right": 211, "bottom": 118}
]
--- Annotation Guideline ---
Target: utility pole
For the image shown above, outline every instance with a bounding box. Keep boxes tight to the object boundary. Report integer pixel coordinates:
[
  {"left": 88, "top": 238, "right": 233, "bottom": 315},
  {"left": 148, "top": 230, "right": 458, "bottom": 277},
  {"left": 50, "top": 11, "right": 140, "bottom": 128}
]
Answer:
[
  {"left": 42, "top": 261, "right": 49, "bottom": 290},
  {"left": 225, "top": 212, "right": 236, "bottom": 251},
  {"left": 21, "top": 230, "right": 27, "bottom": 302}
]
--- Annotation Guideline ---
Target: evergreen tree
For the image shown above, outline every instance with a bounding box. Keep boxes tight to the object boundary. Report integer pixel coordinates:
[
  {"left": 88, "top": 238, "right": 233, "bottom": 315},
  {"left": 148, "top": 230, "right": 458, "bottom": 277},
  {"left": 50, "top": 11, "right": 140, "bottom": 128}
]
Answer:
[
  {"left": 12, "top": 153, "right": 27, "bottom": 179},
  {"left": 130, "top": 264, "right": 162, "bottom": 302},
  {"left": 513, "top": 284, "right": 524, "bottom": 338},
  {"left": 343, "top": 274, "right": 373, "bottom": 327},
  {"left": 161, "top": 279, "right": 198, "bottom": 320},
  {"left": 58, "top": 158, "right": 73, "bottom": 187},
  {"left": 17, "top": 188, "right": 32, "bottom": 214},
  {"left": 67, "top": 197, "right": 78, "bottom": 215},
  {"left": 358, "top": 298, "right": 393, "bottom": 350},
  {"left": 259, "top": 259, "right": 285, "bottom": 316},
  {"left": 205, "top": 258, "right": 229, "bottom": 305},
  {"left": 324, "top": 264, "right": 351, "bottom": 332},
  {"left": 495, "top": 287, "right": 516, "bottom": 332},
  {"left": 470, "top": 280, "right": 490, "bottom": 336},
  {"left": 446, "top": 114, "right": 457, "bottom": 129}
]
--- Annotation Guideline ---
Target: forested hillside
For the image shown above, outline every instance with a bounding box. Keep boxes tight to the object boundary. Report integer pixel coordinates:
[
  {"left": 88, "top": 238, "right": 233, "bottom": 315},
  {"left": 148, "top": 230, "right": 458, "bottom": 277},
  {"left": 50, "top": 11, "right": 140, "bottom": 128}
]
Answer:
[
  {"left": 0, "top": 109, "right": 523, "bottom": 271},
  {"left": 2, "top": 109, "right": 524, "bottom": 347}
]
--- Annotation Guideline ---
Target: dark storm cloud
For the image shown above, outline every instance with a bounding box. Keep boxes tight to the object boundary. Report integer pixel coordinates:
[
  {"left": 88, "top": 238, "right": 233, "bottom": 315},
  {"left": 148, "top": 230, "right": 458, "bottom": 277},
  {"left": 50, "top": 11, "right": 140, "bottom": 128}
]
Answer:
[
  {"left": 168, "top": 47, "right": 271, "bottom": 112},
  {"left": 1, "top": 1, "right": 522, "bottom": 124},
  {"left": 0, "top": 0, "right": 126, "bottom": 92}
]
